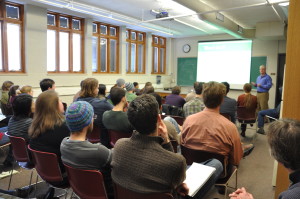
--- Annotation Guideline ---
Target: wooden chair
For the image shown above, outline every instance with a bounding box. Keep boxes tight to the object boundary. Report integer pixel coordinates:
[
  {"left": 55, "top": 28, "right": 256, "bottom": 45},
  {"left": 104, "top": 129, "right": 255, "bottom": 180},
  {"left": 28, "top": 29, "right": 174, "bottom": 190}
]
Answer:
[
  {"left": 237, "top": 106, "right": 257, "bottom": 138},
  {"left": 64, "top": 164, "right": 108, "bottom": 199},
  {"left": 6, "top": 134, "right": 35, "bottom": 190},
  {"left": 87, "top": 125, "right": 101, "bottom": 143},
  {"left": 108, "top": 129, "right": 132, "bottom": 147},
  {"left": 181, "top": 145, "right": 238, "bottom": 198},
  {"left": 113, "top": 182, "right": 173, "bottom": 199}
]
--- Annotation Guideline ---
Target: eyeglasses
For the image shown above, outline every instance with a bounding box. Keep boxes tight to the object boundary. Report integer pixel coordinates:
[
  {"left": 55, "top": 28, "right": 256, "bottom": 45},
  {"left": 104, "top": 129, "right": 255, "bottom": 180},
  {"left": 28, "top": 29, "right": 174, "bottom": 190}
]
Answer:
[{"left": 93, "top": 114, "right": 97, "bottom": 120}]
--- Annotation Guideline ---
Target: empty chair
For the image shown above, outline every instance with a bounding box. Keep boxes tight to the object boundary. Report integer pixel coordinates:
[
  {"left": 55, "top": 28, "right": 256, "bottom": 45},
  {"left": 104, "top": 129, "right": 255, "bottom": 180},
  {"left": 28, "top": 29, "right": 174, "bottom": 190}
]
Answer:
[
  {"left": 181, "top": 145, "right": 237, "bottom": 198},
  {"left": 87, "top": 125, "right": 101, "bottom": 143},
  {"left": 113, "top": 182, "right": 173, "bottom": 199},
  {"left": 108, "top": 129, "right": 132, "bottom": 147},
  {"left": 64, "top": 164, "right": 108, "bottom": 199},
  {"left": 6, "top": 134, "right": 34, "bottom": 190}
]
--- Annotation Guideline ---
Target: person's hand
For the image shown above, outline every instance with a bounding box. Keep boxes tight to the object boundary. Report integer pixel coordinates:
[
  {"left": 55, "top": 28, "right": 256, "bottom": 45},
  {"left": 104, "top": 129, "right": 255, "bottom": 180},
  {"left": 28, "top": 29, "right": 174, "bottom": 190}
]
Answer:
[
  {"left": 158, "top": 116, "right": 170, "bottom": 144},
  {"left": 251, "top": 82, "right": 256, "bottom": 86},
  {"left": 257, "top": 84, "right": 261, "bottom": 87},
  {"left": 229, "top": 187, "right": 254, "bottom": 199},
  {"left": 176, "top": 183, "right": 189, "bottom": 196}
]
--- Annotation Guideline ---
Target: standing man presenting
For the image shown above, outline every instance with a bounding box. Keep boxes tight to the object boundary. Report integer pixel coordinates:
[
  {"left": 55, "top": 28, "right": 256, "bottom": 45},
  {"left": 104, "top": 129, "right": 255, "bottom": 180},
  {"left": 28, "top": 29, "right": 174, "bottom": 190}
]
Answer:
[{"left": 251, "top": 65, "right": 272, "bottom": 111}]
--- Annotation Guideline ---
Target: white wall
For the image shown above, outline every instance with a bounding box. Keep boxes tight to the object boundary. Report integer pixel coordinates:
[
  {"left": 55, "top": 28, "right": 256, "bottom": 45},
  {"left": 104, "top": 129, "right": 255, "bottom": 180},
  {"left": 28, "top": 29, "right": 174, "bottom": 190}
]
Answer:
[{"left": 172, "top": 35, "right": 286, "bottom": 108}]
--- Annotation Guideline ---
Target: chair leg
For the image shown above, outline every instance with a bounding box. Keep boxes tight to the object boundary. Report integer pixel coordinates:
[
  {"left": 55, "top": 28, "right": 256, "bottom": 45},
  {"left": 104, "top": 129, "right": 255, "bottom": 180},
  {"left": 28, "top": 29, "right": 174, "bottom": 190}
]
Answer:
[
  {"left": 235, "top": 170, "right": 238, "bottom": 189},
  {"left": 7, "top": 161, "right": 15, "bottom": 190},
  {"left": 224, "top": 185, "right": 228, "bottom": 199}
]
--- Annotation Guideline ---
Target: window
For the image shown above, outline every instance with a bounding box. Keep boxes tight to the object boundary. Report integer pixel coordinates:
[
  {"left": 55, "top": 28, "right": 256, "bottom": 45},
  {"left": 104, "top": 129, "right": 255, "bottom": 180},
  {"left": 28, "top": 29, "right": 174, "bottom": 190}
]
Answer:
[
  {"left": 126, "top": 29, "right": 146, "bottom": 74},
  {"left": 0, "top": 3, "right": 24, "bottom": 73},
  {"left": 152, "top": 35, "right": 166, "bottom": 74},
  {"left": 92, "top": 22, "right": 119, "bottom": 73},
  {"left": 47, "top": 12, "right": 84, "bottom": 73}
]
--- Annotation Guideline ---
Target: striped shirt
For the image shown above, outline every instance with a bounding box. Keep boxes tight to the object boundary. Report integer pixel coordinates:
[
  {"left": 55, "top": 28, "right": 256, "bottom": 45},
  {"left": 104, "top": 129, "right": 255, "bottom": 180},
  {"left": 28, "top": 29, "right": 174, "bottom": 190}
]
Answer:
[{"left": 7, "top": 116, "right": 32, "bottom": 141}]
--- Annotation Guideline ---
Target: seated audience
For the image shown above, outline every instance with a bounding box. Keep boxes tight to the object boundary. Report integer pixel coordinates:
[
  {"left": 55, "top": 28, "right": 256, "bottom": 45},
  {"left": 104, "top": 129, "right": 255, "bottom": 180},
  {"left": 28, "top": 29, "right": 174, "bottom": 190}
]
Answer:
[
  {"left": 98, "top": 84, "right": 107, "bottom": 100},
  {"left": 29, "top": 90, "right": 69, "bottom": 172},
  {"left": 61, "top": 101, "right": 113, "bottom": 198},
  {"left": 230, "top": 119, "right": 300, "bottom": 199},
  {"left": 140, "top": 81, "right": 152, "bottom": 94},
  {"left": 237, "top": 83, "right": 257, "bottom": 137},
  {"left": 112, "top": 94, "right": 223, "bottom": 199},
  {"left": 257, "top": 102, "right": 281, "bottom": 135},
  {"left": 165, "top": 86, "right": 186, "bottom": 108},
  {"left": 103, "top": 87, "right": 133, "bottom": 134},
  {"left": 124, "top": 82, "right": 137, "bottom": 103},
  {"left": 183, "top": 82, "right": 205, "bottom": 118},
  {"left": 133, "top": 82, "right": 140, "bottom": 95},
  {"left": 19, "top": 85, "right": 33, "bottom": 96},
  {"left": 185, "top": 81, "right": 204, "bottom": 103},
  {"left": 1, "top": 81, "right": 14, "bottom": 115},
  {"left": 144, "top": 85, "right": 155, "bottom": 94},
  {"left": 116, "top": 78, "right": 125, "bottom": 88},
  {"left": 77, "top": 78, "right": 113, "bottom": 147},
  {"left": 40, "top": 78, "right": 56, "bottom": 92},
  {"left": 220, "top": 82, "right": 237, "bottom": 123},
  {"left": 6, "top": 85, "right": 20, "bottom": 116}
]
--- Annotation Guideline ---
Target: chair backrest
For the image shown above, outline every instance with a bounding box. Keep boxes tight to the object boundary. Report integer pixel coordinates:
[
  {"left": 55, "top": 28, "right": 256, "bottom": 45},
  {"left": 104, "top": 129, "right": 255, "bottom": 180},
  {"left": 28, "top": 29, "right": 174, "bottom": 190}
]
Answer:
[
  {"left": 113, "top": 182, "right": 173, "bottom": 199},
  {"left": 162, "top": 104, "right": 183, "bottom": 117},
  {"left": 171, "top": 116, "right": 185, "bottom": 126},
  {"left": 180, "top": 145, "right": 228, "bottom": 178},
  {"left": 237, "top": 106, "right": 256, "bottom": 121},
  {"left": 28, "top": 145, "right": 63, "bottom": 182},
  {"left": 6, "top": 134, "right": 30, "bottom": 162},
  {"left": 87, "top": 125, "right": 101, "bottom": 143},
  {"left": 64, "top": 164, "right": 108, "bottom": 199},
  {"left": 108, "top": 129, "right": 132, "bottom": 147}
]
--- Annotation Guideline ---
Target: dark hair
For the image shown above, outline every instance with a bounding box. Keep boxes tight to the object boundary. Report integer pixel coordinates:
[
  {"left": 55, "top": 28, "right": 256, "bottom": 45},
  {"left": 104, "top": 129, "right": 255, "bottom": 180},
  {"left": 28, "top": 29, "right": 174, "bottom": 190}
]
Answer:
[
  {"left": 2, "top": 81, "right": 14, "bottom": 91},
  {"left": 9, "top": 85, "right": 20, "bottom": 97},
  {"left": 133, "top": 82, "right": 139, "bottom": 87},
  {"left": 267, "top": 119, "right": 300, "bottom": 170},
  {"left": 127, "top": 95, "right": 159, "bottom": 135},
  {"left": 149, "top": 93, "right": 162, "bottom": 108},
  {"left": 12, "top": 94, "right": 33, "bottom": 119},
  {"left": 144, "top": 86, "right": 154, "bottom": 94},
  {"left": 40, "top": 78, "right": 55, "bottom": 92},
  {"left": 202, "top": 81, "right": 225, "bottom": 108},
  {"left": 98, "top": 84, "right": 106, "bottom": 96},
  {"left": 80, "top": 78, "right": 98, "bottom": 98},
  {"left": 110, "top": 87, "right": 126, "bottom": 106},
  {"left": 194, "top": 82, "right": 204, "bottom": 95},
  {"left": 221, "top": 82, "right": 230, "bottom": 94},
  {"left": 172, "top": 86, "right": 181, "bottom": 95}
]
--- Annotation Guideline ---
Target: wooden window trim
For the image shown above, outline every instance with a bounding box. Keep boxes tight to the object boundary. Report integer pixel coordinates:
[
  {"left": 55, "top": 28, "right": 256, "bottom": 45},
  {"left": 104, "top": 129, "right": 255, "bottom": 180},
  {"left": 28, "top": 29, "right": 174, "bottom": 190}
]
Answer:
[
  {"left": 92, "top": 22, "right": 119, "bottom": 74},
  {"left": 47, "top": 12, "right": 85, "bottom": 73},
  {"left": 0, "top": 2, "right": 25, "bottom": 73},
  {"left": 151, "top": 35, "right": 166, "bottom": 74},
  {"left": 126, "top": 29, "right": 146, "bottom": 74}
]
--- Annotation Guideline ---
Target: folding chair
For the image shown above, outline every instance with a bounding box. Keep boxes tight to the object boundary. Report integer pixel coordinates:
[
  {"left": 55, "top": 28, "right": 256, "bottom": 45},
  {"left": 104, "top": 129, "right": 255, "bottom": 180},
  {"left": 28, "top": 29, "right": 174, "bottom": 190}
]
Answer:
[
  {"left": 237, "top": 106, "right": 257, "bottom": 140},
  {"left": 87, "top": 125, "right": 101, "bottom": 143},
  {"left": 108, "top": 129, "right": 132, "bottom": 147},
  {"left": 181, "top": 145, "right": 238, "bottom": 198},
  {"left": 113, "top": 182, "right": 173, "bottom": 199}
]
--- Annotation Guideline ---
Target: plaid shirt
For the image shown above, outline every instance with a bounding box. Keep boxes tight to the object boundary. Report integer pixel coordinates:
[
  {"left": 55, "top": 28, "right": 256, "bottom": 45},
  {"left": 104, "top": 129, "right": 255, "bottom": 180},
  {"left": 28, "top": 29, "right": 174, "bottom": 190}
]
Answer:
[{"left": 183, "top": 97, "right": 205, "bottom": 118}]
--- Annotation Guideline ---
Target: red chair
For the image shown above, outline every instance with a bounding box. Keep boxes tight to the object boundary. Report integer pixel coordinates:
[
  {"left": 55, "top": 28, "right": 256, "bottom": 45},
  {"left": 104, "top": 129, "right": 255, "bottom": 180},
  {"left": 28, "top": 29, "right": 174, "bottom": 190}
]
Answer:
[
  {"left": 64, "top": 164, "right": 108, "bottom": 199},
  {"left": 113, "top": 182, "right": 173, "bottom": 199},
  {"left": 108, "top": 129, "right": 132, "bottom": 147},
  {"left": 87, "top": 125, "right": 101, "bottom": 143},
  {"left": 6, "top": 134, "right": 35, "bottom": 190}
]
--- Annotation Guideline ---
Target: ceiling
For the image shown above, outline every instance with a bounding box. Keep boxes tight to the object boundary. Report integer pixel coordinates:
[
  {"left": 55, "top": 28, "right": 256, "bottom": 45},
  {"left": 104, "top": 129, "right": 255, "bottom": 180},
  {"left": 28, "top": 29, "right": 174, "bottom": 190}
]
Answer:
[{"left": 22, "top": 0, "right": 289, "bottom": 39}]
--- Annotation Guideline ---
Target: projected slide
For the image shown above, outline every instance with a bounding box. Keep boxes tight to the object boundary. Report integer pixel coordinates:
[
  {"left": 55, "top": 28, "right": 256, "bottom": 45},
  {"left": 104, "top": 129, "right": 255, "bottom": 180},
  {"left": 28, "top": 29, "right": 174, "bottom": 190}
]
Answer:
[{"left": 197, "top": 40, "right": 252, "bottom": 89}]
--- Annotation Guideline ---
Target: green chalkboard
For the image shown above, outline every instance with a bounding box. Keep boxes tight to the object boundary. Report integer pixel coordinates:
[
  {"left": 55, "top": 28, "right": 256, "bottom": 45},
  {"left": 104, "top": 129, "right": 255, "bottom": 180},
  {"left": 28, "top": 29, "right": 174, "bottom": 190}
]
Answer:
[
  {"left": 177, "top": 57, "right": 197, "bottom": 86},
  {"left": 177, "top": 56, "right": 267, "bottom": 87}
]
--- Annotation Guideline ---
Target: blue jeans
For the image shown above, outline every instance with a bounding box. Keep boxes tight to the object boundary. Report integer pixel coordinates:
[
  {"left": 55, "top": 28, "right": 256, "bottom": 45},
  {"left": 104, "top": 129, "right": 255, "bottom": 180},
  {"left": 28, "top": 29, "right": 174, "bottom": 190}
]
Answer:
[
  {"left": 258, "top": 109, "right": 279, "bottom": 128},
  {"left": 164, "top": 116, "right": 181, "bottom": 134}
]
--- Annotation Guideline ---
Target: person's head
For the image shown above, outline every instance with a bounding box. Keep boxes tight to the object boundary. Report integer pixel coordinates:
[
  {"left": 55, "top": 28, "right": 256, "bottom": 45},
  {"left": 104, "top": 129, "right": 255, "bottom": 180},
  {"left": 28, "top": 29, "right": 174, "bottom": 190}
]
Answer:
[
  {"left": 202, "top": 81, "right": 226, "bottom": 109},
  {"left": 127, "top": 94, "right": 159, "bottom": 135},
  {"left": 40, "top": 78, "right": 55, "bottom": 92},
  {"left": 66, "top": 101, "right": 94, "bottom": 134},
  {"left": 9, "top": 85, "right": 20, "bottom": 97},
  {"left": 145, "top": 82, "right": 152, "bottom": 87},
  {"left": 12, "top": 94, "right": 33, "bottom": 119},
  {"left": 259, "top": 65, "right": 266, "bottom": 75},
  {"left": 29, "top": 90, "right": 65, "bottom": 138},
  {"left": 172, "top": 86, "right": 181, "bottom": 95},
  {"left": 243, "top": 83, "right": 252, "bottom": 93},
  {"left": 80, "top": 78, "right": 99, "bottom": 98},
  {"left": 267, "top": 119, "right": 300, "bottom": 171},
  {"left": 144, "top": 86, "right": 154, "bottom": 94},
  {"left": 221, "top": 82, "right": 230, "bottom": 94},
  {"left": 194, "top": 82, "right": 204, "bottom": 95},
  {"left": 133, "top": 82, "right": 139, "bottom": 88},
  {"left": 20, "top": 85, "right": 33, "bottom": 96},
  {"left": 2, "top": 81, "right": 14, "bottom": 91},
  {"left": 98, "top": 84, "right": 107, "bottom": 96},
  {"left": 125, "top": 82, "right": 134, "bottom": 92},
  {"left": 110, "top": 87, "right": 126, "bottom": 106},
  {"left": 149, "top": 93, "right": 162, "bottom": 109},
  {"left": 116, "top": 78, "right": 125, "bottom": 88}
]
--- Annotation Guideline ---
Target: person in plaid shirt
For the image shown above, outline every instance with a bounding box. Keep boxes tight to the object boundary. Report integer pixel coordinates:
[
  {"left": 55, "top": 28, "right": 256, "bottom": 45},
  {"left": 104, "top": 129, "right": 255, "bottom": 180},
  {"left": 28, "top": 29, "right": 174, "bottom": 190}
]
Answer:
[{"left": 183, "top": 82, "right": 205, "bottom": 118}]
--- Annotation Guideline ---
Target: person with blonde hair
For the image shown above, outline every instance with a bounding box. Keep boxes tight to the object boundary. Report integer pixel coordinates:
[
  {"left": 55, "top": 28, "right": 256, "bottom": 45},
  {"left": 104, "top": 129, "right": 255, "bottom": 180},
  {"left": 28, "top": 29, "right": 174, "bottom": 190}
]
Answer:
[
  {"left": 19, "top": 85, "right": 33, "bottom": 96},
  {"left": 237, "top": 83, "right": 257, "bottom": 137}
]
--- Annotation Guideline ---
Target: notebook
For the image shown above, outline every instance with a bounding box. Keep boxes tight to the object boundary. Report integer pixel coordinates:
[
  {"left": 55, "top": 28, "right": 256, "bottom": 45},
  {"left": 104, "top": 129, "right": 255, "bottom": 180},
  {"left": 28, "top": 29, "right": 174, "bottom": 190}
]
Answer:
[{"left": 184, "top": 162, "right": 216, "bottom": 197}]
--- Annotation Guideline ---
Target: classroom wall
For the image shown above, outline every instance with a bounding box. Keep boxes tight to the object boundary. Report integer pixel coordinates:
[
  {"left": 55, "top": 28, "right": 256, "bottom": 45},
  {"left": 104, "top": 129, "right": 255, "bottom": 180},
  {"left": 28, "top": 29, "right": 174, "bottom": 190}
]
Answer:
[
  {"left": 172, "top": 35, "right": 287, "bottom": 108},
  {"left": 0, "top": 4, "right": 173, "bottom": 105}
]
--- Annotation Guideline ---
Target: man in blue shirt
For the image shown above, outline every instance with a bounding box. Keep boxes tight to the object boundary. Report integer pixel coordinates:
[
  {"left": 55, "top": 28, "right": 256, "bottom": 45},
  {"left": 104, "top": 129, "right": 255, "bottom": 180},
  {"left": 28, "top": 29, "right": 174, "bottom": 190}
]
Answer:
[{"left": 251, "top": 65, "right": 272, "bottom": 112}]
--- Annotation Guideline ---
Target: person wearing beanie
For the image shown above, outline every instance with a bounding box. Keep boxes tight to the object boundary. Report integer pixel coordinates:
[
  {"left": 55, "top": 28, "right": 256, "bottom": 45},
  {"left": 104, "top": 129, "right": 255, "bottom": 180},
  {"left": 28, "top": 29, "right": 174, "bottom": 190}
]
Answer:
[
  {"left": 60, "top": 101, "right": 113, "bottom": 198},
  {"left": 116, "top": 78, "right": 125, "bottom": 88},
  {"left": 124, "top": 82, "right": 137, "bottom": 103}
]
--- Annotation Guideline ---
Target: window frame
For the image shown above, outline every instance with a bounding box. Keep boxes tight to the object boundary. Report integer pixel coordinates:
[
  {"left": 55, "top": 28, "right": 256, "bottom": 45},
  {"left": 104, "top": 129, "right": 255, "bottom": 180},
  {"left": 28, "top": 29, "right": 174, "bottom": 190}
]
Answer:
[
  {"left": 152, "top": 35, "right": 166, "bottom": 74},
  {"left": 92, "top": 22, "right": 119, "bottom": 74},
  {"left": 0, "top": 1, "right": 25, "bottom": 73},
  {"left": 47, "top": 12, "right": 85, "bottom": 73},
  {"left": 126, "top": 29, "right": 146, "bottom": 74}
]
